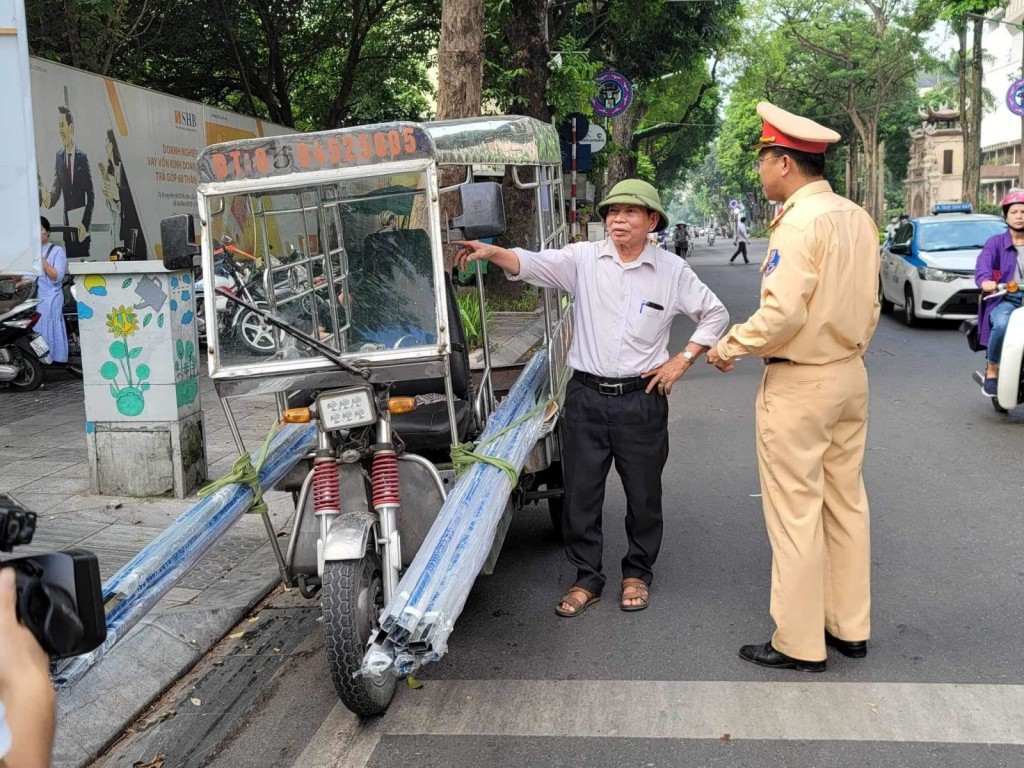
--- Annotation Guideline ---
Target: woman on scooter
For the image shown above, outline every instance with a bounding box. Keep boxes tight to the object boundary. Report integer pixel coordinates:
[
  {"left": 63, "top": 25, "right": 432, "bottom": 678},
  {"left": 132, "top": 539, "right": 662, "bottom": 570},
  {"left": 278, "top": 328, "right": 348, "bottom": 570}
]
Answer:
[{"left": 975, "top": 188, "right": 1024, "bottom": 396}]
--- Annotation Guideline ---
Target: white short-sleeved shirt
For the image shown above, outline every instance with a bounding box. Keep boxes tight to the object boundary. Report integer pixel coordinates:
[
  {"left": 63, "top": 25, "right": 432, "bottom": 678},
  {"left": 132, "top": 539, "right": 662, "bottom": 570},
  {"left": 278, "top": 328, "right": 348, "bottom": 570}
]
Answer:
[
  {"left": 0, "top": 699, "right": 11, "bottom": 759},
  {"left": 510, "top": 239, "right": 729, "bottom": 378}
]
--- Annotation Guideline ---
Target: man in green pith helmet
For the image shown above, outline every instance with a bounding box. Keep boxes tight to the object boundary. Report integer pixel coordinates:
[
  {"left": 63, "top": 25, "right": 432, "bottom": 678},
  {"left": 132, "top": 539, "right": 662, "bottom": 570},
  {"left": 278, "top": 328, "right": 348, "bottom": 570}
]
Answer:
[{"left": 454, "top": 179, "right": 729, "bottom": 616}]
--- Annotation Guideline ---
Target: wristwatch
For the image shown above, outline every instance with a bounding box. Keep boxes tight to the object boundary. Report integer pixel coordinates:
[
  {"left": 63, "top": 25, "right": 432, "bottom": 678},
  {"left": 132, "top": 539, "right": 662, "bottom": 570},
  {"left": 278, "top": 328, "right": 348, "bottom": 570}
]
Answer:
[{"left": 680, "top": 349, "right": 695, "bottom": 364}]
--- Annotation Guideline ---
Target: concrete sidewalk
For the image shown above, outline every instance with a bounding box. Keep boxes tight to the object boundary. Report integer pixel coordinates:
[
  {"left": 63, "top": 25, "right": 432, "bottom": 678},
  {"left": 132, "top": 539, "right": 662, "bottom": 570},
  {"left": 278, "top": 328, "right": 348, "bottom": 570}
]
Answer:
[{"left": 0, "top": 315, "right": 544, "bottom": 767}]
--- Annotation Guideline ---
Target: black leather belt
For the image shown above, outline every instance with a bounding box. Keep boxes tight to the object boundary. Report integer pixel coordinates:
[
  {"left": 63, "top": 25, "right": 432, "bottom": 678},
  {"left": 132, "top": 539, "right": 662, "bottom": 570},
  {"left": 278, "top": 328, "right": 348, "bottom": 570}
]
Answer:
[
  {"left": 764, "top": 357, "right": 793, "bottom": 365},
  {"left": 572, "top": 370, "right": 646, "bottom": 396}
]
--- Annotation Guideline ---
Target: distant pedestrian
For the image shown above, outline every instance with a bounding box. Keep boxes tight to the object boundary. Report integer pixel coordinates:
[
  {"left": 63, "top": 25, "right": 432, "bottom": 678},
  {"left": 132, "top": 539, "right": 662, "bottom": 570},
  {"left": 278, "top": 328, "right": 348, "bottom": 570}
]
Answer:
[{"left": 729, "top": 217, "right": 749, "bottom": 263}]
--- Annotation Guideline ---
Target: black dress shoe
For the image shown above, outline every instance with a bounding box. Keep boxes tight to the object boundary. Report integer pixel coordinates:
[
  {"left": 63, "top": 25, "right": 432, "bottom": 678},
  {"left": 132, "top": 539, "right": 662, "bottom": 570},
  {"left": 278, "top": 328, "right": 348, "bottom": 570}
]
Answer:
[
  {"left": 739, "top": 641, "right": 826, "bottom": 673},
  {"left": 825, "top": 630, "right": 867, "bottom": 658}
]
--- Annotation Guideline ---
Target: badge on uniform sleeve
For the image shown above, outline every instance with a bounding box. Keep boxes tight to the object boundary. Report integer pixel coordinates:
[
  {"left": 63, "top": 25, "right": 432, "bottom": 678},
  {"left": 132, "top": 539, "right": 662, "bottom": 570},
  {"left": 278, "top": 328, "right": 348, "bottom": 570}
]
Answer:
[{"left": 764, "top": 249, "right": 781, "bottom": 276}]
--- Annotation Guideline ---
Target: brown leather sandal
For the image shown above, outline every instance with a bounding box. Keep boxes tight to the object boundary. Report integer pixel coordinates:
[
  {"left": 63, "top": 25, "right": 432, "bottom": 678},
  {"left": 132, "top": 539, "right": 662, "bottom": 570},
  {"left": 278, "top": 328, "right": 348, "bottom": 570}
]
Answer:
[
  {"left": 620, "top": 578, "right": 650, "bottom": 612},
  {"left": 555, "top": 586, "right": 600, "bottom": 617}
]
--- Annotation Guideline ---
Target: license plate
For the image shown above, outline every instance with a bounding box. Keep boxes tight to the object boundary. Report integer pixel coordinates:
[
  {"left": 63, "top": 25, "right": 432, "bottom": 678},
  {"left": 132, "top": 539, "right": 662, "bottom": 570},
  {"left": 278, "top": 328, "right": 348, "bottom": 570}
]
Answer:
[{"left": 30, "top": 336, "right": 50, "bottom": 356}]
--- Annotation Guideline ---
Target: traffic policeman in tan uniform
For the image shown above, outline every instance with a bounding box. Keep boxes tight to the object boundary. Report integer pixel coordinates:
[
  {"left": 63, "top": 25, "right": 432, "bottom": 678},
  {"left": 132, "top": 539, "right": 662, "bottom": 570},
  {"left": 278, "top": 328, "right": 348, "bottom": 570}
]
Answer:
[{"left": 707, "top": 102, "right": 880, "bottom": 672}]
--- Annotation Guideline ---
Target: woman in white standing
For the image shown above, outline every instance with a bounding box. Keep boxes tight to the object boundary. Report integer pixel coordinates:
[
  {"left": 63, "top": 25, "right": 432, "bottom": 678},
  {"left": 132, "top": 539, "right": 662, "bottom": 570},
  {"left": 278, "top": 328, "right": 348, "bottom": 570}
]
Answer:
[{"left": 37, "top": 217, "right": 69, "bottom": 365}]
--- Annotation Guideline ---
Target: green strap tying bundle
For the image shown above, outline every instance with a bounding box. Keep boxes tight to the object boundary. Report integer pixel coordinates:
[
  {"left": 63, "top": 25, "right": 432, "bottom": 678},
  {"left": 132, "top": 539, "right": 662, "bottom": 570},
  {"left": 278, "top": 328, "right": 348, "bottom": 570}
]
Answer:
[
  {"left": 198, "top": 421, "right": 281, "bottom": 515},
  {"left": 450, "top": 366, "right": 571, "bottom": 487}
]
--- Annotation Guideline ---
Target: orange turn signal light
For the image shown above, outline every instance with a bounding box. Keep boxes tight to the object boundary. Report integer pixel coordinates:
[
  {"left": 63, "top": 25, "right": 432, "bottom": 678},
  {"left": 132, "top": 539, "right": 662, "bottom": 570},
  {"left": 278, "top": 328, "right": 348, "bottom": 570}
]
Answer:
[
  {"left": 388, "top": 397, "right": 416, "bottom": 414},
  {"left": 282, "top": 407, "right": 312, "bottom": 423},
  {"left": 1008, "top": 281, "right": 1019, "bottom": 293}
]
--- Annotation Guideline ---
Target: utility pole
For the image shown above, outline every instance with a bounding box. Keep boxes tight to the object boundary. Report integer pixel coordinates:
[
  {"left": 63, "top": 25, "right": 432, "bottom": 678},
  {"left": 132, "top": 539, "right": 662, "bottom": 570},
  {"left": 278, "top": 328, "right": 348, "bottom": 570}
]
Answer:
[{"left": 1019, "top": 25, "right": 1024, "bottom": 188}]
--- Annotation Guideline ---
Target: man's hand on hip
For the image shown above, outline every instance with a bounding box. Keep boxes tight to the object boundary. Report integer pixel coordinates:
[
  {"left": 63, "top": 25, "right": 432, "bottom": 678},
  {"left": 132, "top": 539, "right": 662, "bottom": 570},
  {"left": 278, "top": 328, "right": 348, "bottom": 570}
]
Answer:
[{"left": 642, "top": 353, "right": 692, "bottom": 395}]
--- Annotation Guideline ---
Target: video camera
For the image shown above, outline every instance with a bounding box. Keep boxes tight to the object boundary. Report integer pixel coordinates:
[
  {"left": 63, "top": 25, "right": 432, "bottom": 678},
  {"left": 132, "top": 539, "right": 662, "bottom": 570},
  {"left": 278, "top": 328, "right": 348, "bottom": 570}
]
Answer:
[{"left": 0, "top": 493, "right": 106, "bottom": 661}]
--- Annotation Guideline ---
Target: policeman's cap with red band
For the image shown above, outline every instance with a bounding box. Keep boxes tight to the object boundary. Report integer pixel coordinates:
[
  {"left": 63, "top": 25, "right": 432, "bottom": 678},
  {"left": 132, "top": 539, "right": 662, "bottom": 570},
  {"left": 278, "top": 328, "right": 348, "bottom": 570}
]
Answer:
[{"left": 753, "top": 101, "right": 840, "bottom": 155}]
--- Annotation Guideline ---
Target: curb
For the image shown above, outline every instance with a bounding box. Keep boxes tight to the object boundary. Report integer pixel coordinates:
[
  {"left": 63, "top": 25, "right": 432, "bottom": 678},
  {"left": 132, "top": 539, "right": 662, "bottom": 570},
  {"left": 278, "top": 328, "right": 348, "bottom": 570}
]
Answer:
[{"left": 53, "top": 543, "right": 282, "bottom": 768}]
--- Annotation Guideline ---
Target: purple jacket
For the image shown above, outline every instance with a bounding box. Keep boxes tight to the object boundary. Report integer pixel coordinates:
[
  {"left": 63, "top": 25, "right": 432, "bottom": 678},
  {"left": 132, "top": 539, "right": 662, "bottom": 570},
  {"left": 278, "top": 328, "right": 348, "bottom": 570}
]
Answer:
[{"left": 975, "top": 231, "right": 1020, "bottom": 346}]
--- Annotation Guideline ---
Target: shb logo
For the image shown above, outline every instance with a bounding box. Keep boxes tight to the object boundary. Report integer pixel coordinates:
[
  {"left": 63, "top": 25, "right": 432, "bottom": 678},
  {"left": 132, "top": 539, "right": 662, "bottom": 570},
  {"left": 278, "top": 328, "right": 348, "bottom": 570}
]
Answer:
[{"left": 174, "top": 110, "right": 198, "bottom": 129}]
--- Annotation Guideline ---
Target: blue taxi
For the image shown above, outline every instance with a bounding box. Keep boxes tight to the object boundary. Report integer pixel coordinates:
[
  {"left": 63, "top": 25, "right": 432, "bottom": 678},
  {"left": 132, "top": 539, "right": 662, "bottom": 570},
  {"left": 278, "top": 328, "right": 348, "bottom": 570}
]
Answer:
[{"left": 879, "top": 203, "right": 1007, "bottom": 326}]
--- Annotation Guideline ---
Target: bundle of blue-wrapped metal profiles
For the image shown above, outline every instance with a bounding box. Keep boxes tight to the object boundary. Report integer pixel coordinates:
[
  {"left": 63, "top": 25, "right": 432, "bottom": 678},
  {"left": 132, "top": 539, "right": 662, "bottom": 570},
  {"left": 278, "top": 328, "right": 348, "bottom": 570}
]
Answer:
[
  {"left": 362, "top": 348, "right": 556, "bottom": 679},
  {"left": 56, "top": 422, "right": 317, "bottom": 688}
]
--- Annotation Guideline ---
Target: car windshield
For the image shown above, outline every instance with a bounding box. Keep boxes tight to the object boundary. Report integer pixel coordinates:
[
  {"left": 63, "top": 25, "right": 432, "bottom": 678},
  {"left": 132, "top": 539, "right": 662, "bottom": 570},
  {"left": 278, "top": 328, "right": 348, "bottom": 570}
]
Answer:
[
  {"left": 207, "top": 171, "right": 439, "bottom": 369},
  {"left": 918, "top": 219, "right": 1007, "bottom": 251}
]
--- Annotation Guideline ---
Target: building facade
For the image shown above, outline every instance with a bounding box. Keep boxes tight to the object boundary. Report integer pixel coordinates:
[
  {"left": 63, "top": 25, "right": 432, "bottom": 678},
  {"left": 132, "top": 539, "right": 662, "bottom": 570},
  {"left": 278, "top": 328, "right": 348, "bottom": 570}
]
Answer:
[
  {"left": 910, "top": 2, "right": 1024, "bottom": 209},
  {"left": 906, "top": 106, "right": 964, "bottom": 217}
]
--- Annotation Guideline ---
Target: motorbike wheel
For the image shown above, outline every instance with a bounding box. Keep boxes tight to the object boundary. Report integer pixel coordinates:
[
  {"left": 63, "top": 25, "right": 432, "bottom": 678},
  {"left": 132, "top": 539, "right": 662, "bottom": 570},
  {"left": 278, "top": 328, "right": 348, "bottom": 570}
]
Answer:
[
  {"left": 541, "top": 461, "right": 565, "bottom": 540},
  {"left": 66, "top": 325, "right": 83, "bottom": 378},
  {"left": 992, "top": 397, "right": 1009, "bottom": 414},
  {"left": 237, "top": 304, "right": 276, "bottom": 354},
  {"left": 196, "top": 298, "right": 208, "bottom": 347},
  {"left": 322, "top": 550, "right": 397, "bottom": 717},
  {"left": 9, "top": 352, "right": 44, "bottom": 392}
]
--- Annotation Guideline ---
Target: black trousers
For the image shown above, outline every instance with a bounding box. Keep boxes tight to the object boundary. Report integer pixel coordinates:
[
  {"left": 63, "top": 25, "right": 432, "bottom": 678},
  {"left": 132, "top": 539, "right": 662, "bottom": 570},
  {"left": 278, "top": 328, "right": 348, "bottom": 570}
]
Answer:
[
  {"left": 729, "top": 241, "right": 748, "bottom": 263},
  {"left": 561, "top": 377, "right": 670, "bottom": 594}
]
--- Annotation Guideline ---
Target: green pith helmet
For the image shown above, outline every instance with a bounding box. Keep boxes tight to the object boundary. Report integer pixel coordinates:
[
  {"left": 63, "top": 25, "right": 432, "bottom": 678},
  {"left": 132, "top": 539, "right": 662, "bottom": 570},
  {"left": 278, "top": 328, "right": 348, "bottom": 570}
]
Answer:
[{"left": 597, "top": 179, "right": 669, "bottom": 231}]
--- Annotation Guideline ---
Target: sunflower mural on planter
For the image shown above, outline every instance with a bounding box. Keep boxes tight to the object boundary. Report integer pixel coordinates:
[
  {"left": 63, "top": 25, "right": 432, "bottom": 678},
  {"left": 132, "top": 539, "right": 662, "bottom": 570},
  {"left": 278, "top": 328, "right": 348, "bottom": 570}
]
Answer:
[{"left": 99, "top": 305, "right": 151, "bottom": 417}]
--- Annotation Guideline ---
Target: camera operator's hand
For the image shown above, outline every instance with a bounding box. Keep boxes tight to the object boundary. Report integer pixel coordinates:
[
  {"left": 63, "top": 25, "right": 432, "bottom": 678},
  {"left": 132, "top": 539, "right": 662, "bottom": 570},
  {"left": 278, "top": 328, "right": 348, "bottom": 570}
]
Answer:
[{"left": 0, "top": 569, "right": 54, "bottom": 768}]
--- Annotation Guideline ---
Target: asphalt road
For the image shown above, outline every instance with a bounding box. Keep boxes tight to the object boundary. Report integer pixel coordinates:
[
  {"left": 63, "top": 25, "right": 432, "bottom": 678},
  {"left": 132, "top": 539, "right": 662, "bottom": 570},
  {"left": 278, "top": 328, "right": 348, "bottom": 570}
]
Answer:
[{"left": 92, "top": 239, "right": 1024, "bottom": 768}]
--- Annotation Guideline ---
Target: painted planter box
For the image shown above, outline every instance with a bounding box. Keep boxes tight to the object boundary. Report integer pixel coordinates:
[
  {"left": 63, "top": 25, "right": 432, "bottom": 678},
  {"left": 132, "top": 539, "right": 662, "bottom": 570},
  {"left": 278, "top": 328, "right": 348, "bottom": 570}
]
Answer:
[{"left": 70, "top": 261, "right": 206, "bottom": 497}]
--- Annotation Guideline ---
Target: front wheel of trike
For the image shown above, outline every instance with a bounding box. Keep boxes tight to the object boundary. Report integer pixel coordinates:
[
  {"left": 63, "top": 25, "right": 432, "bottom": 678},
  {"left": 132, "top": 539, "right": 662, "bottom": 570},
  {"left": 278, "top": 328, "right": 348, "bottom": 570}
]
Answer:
[{"left": 322, "top": 551, "right": 397, "bottom": 716}]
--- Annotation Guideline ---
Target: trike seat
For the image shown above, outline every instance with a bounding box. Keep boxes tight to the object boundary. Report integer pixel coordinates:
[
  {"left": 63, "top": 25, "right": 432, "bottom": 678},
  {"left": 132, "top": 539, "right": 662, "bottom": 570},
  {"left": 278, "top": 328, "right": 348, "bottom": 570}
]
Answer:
[
  {"left": 389, "top": 266, "right": 474, "bottom": 453},
  {"left": 390, "top": 399, "right": 473, "bottom": 452}
]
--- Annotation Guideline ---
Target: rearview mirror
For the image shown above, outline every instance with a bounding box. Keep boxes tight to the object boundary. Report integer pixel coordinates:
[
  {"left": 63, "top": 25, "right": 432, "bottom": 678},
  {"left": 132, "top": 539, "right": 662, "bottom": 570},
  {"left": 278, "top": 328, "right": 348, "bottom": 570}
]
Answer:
[
  {"left": 449, "top": 182, "right": 506, "bottom": 240},
  {"left": 888, "top": 242, "right": 910, "bottom": 255},
  {"left": 160, "top": 215, "right": 201, "bottom": 270}
]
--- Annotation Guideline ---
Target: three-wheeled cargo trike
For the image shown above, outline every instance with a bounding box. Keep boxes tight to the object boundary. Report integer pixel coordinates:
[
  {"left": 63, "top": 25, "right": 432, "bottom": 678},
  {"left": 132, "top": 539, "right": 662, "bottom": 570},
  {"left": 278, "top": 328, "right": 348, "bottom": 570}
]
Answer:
[{"left": 160, "top": 116, "right": 573, "bottom": 716}]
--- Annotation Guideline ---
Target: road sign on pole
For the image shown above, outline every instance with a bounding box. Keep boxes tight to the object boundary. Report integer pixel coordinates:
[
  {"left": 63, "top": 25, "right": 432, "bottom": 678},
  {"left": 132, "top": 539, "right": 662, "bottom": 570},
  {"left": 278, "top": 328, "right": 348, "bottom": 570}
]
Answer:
[
  {"left": 729, "top": 199, "right": 739, "bottom": 209},
  {"left": 1007, "top": 79, "right": 1024, "bottom": 117},
  {"left": 580, "top": 124, "right": 607, "bottom": 153},
  {"left": 592, "top": 71, "right": 633, "bottom": 118}
]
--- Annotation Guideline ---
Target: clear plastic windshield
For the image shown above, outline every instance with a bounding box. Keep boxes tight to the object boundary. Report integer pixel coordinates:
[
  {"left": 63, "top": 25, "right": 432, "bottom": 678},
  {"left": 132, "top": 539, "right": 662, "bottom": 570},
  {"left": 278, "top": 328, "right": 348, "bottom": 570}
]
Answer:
[{"left": 206, "top": 172, "right": 439, "bottom": 372}]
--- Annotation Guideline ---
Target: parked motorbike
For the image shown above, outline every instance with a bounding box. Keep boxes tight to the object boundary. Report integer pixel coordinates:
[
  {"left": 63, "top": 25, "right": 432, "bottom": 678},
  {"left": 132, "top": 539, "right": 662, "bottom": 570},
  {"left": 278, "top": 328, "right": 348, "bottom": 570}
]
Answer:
[
  {"left": 63, "top": 284, "right": 83, "bottom": 377},
  {"left": 961, "top": 282, "right": 1024, "bottom": 414},
  {"left": 196, "top": 240, "right": 294, "bottom": 354},
  {"left": 0, "top": 300, "right": 52, "bottom": 391}
]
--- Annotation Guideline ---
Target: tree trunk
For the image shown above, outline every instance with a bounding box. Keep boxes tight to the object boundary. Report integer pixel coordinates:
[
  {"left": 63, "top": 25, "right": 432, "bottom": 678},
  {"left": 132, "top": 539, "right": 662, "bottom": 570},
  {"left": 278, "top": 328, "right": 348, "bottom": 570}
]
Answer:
[
  {"left": 435, "top": 0, "right": 484, "bottom": 273},
  {"left": 64, "top": 0, "right": 84, "bottom": 70},
  {"left": 962, "top": 17, "right": 984, "bottom": 208},
  {"left": 847, "top": 133, "right": 860, "bottom": 202},
  {"left": 436, "top": 0, "right": 484, "bottom": 121},
  {"left": 488, "top": 0, "right": 548, "bottom": 299},
  {"left": 861, "top": 125, "right": 882, "bottom": 223},
  {"left": 606, "top": 108, "right": 643, "bottom": 185},
  {"left": 876, "top": 139, "right": 886, "bottom": 218}
]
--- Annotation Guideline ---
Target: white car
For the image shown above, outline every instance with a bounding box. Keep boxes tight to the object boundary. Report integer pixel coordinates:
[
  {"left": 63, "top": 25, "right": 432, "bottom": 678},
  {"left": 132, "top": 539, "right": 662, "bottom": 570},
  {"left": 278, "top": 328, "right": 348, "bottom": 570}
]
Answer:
[{"left": 879, "top": 208, "right": 1008, "bottom": 327}]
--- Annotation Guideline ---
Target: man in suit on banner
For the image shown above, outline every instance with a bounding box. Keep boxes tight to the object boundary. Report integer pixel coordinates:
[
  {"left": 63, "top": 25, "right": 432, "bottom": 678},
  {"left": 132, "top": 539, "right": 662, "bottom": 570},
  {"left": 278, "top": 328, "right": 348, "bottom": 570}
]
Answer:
[{"left": 42, "top": 106, "right": 94, "bottom": 259}]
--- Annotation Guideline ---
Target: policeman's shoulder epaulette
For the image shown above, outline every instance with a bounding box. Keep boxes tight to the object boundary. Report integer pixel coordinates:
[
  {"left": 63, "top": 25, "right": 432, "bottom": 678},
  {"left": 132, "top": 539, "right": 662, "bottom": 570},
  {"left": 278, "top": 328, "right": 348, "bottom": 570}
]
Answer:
[{"left": 767, "top": 202, "right": 796, "bottom": 231}]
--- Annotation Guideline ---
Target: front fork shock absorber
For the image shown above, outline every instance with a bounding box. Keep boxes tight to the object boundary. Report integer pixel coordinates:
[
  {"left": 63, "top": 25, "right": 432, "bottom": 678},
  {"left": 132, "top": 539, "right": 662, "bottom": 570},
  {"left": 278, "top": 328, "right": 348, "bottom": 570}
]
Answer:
[
  {"left": 313, "top": 429, "right": 339, "bottom": 577},
  {"left": 372, "top": 414, "right": 402, "bottom": 602}
]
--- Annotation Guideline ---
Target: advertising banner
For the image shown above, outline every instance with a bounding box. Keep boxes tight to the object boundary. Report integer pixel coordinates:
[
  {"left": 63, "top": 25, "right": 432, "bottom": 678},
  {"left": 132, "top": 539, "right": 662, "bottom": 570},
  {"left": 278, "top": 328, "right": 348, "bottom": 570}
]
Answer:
[
  {"left": 30, "top": 58, "right": 290, "bottom": 263},
  {"left": 0, "top": 0, "right": 40, "bottom": 275}
]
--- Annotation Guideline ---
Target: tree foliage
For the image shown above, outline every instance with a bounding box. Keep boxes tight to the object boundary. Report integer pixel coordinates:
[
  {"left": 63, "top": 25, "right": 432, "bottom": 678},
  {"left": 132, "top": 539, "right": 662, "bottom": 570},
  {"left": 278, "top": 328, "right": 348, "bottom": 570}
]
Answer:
[{"left": 26, "top": 0, "right": 441, "bottom": 130}]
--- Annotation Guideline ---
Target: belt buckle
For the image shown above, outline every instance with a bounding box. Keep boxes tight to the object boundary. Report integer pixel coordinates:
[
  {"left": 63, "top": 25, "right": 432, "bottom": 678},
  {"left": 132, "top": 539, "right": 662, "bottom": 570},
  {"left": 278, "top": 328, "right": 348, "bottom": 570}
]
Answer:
[{"left": 598, "top": 381, "right": 624, "bottom": 396}]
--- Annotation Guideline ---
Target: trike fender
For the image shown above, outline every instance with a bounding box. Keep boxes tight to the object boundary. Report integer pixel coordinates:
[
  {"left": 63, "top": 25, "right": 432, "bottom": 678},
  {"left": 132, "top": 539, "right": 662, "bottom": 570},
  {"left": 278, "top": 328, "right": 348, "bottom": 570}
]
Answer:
[{"left": 323, "top": 511, "right": 377, "bottom": 565}]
